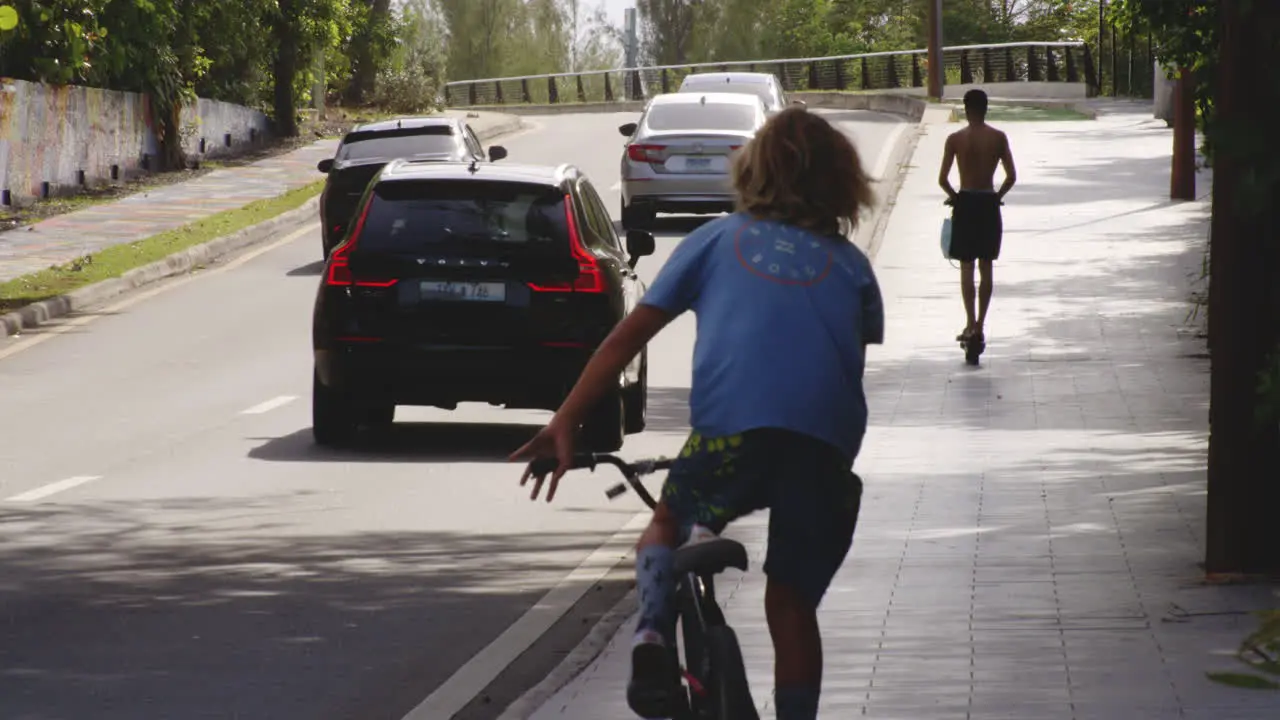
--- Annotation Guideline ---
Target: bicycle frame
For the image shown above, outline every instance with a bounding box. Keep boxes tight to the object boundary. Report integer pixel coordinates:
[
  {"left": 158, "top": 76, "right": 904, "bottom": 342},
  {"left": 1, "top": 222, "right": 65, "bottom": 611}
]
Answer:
[{"left": 528, "top": 453, "right": 742, "bottom": 717}]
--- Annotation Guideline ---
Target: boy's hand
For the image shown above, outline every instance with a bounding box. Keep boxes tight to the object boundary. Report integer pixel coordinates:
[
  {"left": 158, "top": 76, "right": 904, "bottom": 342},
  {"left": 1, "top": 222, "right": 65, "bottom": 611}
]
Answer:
[{"left": 510, "top": 418, "right": 576, "bottom": 502}]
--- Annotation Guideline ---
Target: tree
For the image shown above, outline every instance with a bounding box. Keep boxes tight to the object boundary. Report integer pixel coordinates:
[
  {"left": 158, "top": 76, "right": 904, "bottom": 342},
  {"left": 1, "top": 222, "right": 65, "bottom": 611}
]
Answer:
[
  {"left": 268, "top": 0, "right": 348, "bottom": 137},
  {"left": 638, "top": 0, "right": 714, "bottom": 65},
  {"left": 1202, "top": 0, "right": 1280, "bottom": 574},
  {"left": 567, "top": 0, "right": 623, "bottom": 72},
  {"left": 346, "top": 0, "right": 395, "bottom": 105}
]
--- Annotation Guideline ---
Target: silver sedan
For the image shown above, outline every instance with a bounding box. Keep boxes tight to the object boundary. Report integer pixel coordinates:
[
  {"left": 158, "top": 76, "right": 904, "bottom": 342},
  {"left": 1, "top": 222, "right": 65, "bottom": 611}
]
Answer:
[{"left": 617, "top": 92, "right": 767, "bottom": 229}]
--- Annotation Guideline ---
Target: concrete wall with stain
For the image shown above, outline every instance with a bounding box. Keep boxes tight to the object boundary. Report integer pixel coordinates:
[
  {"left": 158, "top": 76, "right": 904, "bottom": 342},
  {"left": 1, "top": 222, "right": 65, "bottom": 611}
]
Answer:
[{"left": 0, "top": 78, "right": 271, "bottom": 206}]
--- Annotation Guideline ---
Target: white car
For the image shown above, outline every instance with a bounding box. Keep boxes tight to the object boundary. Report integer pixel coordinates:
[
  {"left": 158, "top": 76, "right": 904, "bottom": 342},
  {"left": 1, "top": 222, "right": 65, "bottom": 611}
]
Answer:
[
  {"left": 618, "top": 92, "right": 767, "bottom": 229},
  {"left": 677, "top": 71, "right": 803, "bottom": 115}
]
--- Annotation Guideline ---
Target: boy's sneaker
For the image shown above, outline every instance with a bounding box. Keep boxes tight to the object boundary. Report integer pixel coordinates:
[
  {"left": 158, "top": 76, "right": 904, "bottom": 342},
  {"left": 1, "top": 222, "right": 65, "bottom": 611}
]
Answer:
[{"left": 627, "top": 631, "right": 681, "bottom": 719}]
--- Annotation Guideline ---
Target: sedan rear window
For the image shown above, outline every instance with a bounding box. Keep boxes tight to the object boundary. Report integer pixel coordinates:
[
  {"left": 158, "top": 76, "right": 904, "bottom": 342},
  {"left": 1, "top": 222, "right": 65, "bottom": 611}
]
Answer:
[
  {"left": 358, "top": 180, "right": 569, "bottom": 253},
  {"left": 682, "top": 82, "right": 778, "bottom": 110},
  {"left": 337, "top": 127, "right": 456, "bottom": 162},
  {"left": 645, "top": 103, "right": 758, "bottom": 132}
]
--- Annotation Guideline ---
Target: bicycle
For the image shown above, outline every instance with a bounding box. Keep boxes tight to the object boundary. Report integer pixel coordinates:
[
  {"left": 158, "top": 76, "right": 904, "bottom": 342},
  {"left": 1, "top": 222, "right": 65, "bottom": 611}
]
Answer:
[{"left": 531, "top": 453, "right": 760, "bottom": 720}]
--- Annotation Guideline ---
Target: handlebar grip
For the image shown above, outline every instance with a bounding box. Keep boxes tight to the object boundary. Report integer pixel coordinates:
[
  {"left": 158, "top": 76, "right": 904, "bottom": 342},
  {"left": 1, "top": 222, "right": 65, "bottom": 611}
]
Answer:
[
  {"left": 527, "top": 454, "right": 598, "bottom": 476},
  {"left": 528, "top": 457, "right": 560, "bottom": 476},
  {"left": 605, "top": 482, "right": 628, "bottom": 500}
]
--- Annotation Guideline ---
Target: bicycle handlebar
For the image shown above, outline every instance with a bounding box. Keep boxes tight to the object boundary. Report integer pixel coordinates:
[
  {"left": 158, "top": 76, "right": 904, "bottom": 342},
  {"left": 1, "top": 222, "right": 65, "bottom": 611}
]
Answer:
[{"left": 527, "top": 453, "right": 675, "bottom": 509}]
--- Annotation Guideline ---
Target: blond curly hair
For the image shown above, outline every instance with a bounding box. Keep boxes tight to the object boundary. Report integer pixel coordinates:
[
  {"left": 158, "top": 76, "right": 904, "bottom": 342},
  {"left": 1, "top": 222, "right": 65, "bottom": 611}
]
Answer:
[{"left": 731, "top": 107, "right": 876, "bottom": 238}]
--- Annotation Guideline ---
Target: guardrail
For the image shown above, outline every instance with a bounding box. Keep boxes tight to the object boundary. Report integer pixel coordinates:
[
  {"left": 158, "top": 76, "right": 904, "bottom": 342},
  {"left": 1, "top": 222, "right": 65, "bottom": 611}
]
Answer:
[{"left": 443, "top": 41, "right": 1095, "bottom": 108}]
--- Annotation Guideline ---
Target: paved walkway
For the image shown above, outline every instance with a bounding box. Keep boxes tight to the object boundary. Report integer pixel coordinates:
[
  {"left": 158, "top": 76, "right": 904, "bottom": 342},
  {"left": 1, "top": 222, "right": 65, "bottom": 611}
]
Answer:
[
  {"left": 0, "top": 110, "right": 518, "bottom": 284},
  {"left": 525, "top": 105, "right": 1280, "bottom": 718}
]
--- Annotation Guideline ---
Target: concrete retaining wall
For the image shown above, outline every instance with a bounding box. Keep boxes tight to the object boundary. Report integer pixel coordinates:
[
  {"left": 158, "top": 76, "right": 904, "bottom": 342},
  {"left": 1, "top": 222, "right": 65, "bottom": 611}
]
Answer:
[
  {"left": 793, "top": 92, "right": 928, "bottom": 121},
  {"left": 0, "top": 78, "right": 271, "bottom": 206},
  {"left": 884, "top": 81, "right": 1089, "bottom": 101}
]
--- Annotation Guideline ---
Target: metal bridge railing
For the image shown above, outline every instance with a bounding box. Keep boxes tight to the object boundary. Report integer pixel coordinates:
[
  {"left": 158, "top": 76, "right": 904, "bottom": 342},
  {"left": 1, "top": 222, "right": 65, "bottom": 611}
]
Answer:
[{"left": 443, "top": 41, "right": 1096, "bottom": 108}]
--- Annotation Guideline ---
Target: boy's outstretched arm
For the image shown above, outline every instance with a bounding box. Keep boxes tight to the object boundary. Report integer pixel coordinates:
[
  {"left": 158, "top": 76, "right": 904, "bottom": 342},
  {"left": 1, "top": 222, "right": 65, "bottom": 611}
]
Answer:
[{"left": 552, "top": 305, "right": 673, "bottom": 429}]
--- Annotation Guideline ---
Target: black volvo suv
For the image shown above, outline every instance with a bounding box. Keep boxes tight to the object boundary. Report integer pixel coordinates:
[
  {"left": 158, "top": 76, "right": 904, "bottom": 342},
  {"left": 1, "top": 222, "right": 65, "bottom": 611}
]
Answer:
[
  {"left": 311, "top": 160, "right": 656, "bottom": 451},
  {"left": 317, "top": 116, "right": 509, "bottom": 257}
]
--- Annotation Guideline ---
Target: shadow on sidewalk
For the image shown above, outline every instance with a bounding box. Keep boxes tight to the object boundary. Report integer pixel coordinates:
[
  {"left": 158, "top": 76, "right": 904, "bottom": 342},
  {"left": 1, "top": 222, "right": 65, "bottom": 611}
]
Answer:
[
  {"left": 1011, "top": 154, "right": 1177, "bottom": 207},
  {"left": 0, "top": 495, "right": 616, "bottom": 720}
]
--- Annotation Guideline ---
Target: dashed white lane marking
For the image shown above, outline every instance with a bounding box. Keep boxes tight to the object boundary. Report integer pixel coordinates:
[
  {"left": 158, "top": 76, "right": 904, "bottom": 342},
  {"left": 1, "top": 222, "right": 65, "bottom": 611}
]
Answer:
[
  {"left": 7, "top": 476, "right": 102, "bottom": 502},
  {"left": 401, "top": 510, "right": 651, "bottom": 720},
  {"left": 240, "top": 395, "right": 297, "bottom": 415}
]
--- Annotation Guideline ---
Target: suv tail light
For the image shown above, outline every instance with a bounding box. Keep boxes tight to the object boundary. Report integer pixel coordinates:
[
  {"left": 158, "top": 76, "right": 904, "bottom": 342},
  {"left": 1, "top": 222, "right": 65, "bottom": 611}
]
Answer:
[
  {"left": 326, "top": 199, "right": 399, "bottom": 288},
  {"left": 528, "top": 194, "right": 604, "bottom": 294},
  {"left": 626, "top": 144, "right": 665, "bottom": 163}
]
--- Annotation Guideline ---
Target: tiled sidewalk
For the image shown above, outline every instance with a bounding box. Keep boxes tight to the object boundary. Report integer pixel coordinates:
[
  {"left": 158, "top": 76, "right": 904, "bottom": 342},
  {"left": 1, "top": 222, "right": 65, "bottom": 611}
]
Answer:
[
  {"left": 527, "top": 106, "right": 1280, "bottom": 718},
  {"left": 0, "top": 110, "right": 518, "bottom": 284}
]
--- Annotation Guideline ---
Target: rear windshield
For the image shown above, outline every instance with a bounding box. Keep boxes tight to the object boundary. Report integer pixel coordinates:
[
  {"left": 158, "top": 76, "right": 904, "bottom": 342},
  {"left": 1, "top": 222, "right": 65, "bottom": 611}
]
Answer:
[
  {"left": 682, "top": 81, "right": 776, "bottom": 108},
  {"left": 645, "top": 102, "right": 758, "bottom": 132},
  {"left": 337, "top": 127, "right": 456, "bottom": 162},
  {"left": 358, "top": 180, "right": 568, "bottom": 252}
]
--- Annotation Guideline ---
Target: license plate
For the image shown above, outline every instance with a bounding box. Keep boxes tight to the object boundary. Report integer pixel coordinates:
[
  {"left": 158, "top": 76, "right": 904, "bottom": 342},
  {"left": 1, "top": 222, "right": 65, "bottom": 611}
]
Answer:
[
  {"left": 421, "top": 280, "right": 505, "bottom": 302},
  {"left": 684, "top": 157, "right": 713, "bottom": 170}
]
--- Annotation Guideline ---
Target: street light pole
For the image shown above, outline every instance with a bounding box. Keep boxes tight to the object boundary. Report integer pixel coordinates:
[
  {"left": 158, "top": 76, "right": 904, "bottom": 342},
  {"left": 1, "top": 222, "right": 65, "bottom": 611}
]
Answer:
[{"left": 927, "top": 0, "right": 944, "bottom": 100}]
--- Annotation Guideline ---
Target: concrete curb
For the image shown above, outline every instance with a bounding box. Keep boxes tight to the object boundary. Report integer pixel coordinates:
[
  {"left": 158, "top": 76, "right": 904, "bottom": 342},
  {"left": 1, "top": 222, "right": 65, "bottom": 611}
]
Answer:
[
  {"left": 0, "top": 195, "right": 321, "bottom": 338},
  {"left": 496, "top": 589, "right": 638, "bottom": 720},
  {"left": 792, "top": 91, "right": 929, "bottom": 121},
  {"left": 0, "top": 115, "right": 525, "bottom": 339},
  {"left": 856, "top": 124, "right": 924, "bottom": 262}
]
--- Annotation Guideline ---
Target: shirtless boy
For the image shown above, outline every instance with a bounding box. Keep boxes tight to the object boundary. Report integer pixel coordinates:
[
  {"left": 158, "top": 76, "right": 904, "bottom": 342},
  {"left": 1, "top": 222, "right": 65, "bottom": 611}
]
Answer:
[{"left": 938, "top": 89, "right": 1017, "bottom": 344}]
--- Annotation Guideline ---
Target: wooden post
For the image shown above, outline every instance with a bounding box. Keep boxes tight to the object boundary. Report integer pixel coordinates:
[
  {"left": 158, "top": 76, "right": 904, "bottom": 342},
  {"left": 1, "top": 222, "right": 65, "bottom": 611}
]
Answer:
[
  {"left": 1170, "top": 68, "right": 1196, "bottom": 201},
  {"left": 927, "top": 0, "right": 944, "bottom": 100}
]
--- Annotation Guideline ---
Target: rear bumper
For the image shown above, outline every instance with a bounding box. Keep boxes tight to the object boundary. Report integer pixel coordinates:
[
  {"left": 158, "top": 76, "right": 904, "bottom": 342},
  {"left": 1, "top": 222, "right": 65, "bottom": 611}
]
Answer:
[
  {"left": 315, "top": 342, "right": 592, "bottom": 410},
  {"left": 623, "top": 179, "right": 735, "bottom": 215}
]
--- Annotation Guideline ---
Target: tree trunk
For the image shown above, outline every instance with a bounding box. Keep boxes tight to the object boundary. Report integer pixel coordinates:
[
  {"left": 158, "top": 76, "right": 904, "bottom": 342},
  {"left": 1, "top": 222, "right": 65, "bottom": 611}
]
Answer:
[
  {"left": 1204, "top": 0, "right": 1280, "bottom": 575},
  {"left": 346, "top": 0, "right": 393, "bottom": 106},
  {"left": 273, "top": 0, "right": 300, "bottom": 137},
  {"left": 160, "top": 100, "right": 185, "bottom": 170}
]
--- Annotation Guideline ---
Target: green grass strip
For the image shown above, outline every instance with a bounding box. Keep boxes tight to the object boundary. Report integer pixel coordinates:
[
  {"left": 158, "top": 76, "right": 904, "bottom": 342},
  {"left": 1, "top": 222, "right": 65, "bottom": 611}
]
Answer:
[{"left": 0, "top": 180, "right": 324, "bottom": 314}]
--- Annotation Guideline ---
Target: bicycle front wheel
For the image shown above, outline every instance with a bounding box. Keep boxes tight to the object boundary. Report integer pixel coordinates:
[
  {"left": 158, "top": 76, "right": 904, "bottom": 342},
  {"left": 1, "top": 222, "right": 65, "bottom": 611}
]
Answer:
[{"left": 705, "top": 625, "right": 758, "bottom": 720}]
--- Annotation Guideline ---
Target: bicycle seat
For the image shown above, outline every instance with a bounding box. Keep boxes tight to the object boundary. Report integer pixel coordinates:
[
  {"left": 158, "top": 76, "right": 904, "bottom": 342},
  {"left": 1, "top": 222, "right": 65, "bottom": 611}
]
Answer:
[{"left": 674, "top": 537, "right": 749, "bottom": 577}]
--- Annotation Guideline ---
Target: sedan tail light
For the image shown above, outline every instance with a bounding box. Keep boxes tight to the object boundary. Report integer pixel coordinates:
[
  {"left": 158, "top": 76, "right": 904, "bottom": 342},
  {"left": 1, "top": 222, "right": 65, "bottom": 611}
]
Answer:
[
  {"left": 626, "top": 144, "right": 666, "bottom": 163},
  {"left": 527, "top": 195, "right": 605, "bottom": 294},
  {"left": 326, "top": 200, "right": 399, "bottom": 288}
]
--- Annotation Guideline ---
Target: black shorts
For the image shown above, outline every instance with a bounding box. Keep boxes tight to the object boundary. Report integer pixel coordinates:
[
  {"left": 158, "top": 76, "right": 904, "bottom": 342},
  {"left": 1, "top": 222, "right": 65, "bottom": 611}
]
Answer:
[
  {"left": 949, "top": 191, "right": 1003, "bottom": 262},
  {"left": 659, "top": 428, "right": 863, "bottom": 608}
]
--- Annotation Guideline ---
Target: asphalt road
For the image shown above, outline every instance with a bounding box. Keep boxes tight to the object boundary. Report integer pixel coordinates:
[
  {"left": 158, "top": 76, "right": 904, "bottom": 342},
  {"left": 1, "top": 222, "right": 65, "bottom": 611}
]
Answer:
[{"left": 0, "top": 110, "right": 908, "bottom": 720}]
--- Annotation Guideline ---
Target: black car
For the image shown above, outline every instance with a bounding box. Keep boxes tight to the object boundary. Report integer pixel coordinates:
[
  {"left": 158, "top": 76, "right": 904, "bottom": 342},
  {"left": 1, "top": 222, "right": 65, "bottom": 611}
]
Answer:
[
  {"left": 311, "top": 160, "right": 656, "bottom": 451},
  {"left": 317, "top": 116, "right": 509, "bottom": 257}
]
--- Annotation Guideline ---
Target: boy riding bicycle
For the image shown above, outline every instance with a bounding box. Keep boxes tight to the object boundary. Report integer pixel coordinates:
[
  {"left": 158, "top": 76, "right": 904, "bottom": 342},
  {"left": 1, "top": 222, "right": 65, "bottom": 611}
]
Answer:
[{"left": 512, "top": 108, "right": 884, "bottom": 720}]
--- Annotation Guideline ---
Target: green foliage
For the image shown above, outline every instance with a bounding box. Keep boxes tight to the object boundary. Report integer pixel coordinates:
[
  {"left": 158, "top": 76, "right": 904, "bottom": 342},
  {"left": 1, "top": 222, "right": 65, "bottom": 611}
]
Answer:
[
  {"left": 1111, "top": 0, "right": 1218, "bottom": 153},
  {"left": 1208, "top": 610, "right": 1280, "bottom": 691},
  {"left": 631, "top": 0, "right": 1101, "bottom": 69},
  {"left": 371, "top": 0, "right": 446, "bottom": 113}
]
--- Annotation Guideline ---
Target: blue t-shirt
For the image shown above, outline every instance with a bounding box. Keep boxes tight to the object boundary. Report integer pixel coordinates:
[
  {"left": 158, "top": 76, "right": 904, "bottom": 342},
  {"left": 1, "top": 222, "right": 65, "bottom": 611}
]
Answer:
[{"left": 640, "top": 213, "right": 884, "bottom": 462}]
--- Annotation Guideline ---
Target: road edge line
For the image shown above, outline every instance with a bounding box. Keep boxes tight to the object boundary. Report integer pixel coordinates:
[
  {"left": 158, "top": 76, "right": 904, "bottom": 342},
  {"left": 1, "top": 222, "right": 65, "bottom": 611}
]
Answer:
[
  {"left": 495, "top": 589, "right": 639, "bottom": 720},
  {"left": 0, "top": 116, "right": 525, "bottom": 339},
  {"left": 401, "top": 511, "right": 649, "bottom": 720}
]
